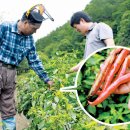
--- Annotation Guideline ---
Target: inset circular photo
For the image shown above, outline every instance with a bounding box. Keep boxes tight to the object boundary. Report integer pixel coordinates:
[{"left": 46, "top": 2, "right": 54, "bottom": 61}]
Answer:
[{"left": 77, "top": 46, "right": 130, "bottom": 125}]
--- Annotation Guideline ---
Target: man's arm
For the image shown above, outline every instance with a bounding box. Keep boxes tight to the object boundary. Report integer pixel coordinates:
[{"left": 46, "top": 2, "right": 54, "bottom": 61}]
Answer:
[
  {"left": 26, "top": 45, "right": 53, "bottom": 86},
  {"left": 68, "top": 59, "right": 85, "bottom": 73},
  {"left": 104, "top": 38, "right": 115, "bottom": 46}
]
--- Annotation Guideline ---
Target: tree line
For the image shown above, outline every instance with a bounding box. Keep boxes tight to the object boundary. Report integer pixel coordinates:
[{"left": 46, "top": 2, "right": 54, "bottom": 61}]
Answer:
[
  {"left": 36, "top": 0, "right": 130, "bottom": 57},
  {"left": 18, "top": 0, "right": 130, "bottom": 72}
]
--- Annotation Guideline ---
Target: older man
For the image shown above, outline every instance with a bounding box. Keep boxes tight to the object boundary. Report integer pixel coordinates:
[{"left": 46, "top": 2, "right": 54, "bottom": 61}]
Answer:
[{"left": 0, "top": 4, "right": 54, "bottom": 130}]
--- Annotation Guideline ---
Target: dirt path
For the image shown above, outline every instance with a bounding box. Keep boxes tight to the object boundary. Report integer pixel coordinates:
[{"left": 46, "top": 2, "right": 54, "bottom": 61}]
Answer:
[
  {"left": 0, "top": 113, "right": 30, "bottom": 130},
  {"left": 16, "top": 113, "right": 30, "bottom": 130},
  {"left": 15, "top": 90, "right": 30, "bottom": 130}
]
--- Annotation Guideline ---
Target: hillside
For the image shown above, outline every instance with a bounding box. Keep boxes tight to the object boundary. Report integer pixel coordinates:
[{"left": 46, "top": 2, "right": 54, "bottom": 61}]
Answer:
[{"left": 36, "top": 0, "right": 130, "bottom": 57}]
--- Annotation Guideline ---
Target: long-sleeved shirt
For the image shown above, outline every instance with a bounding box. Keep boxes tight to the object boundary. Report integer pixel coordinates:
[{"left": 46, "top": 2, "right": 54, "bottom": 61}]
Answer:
[{"left": 0, "top": 21, "right": 50, "bottom": 83}]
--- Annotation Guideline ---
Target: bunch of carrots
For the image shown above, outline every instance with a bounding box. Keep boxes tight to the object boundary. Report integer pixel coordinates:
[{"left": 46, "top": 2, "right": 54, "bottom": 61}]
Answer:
[{"left": 88, "top": 48, "right": 130, "bottom": 106}]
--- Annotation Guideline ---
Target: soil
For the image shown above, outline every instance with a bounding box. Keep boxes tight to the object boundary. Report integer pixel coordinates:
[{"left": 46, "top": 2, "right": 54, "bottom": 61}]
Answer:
[
  {"left": 15, "top": 89, "right": 30, "bottom": 130},
  {"left": 16, "top": 113, "right": 30, "bottom": 130}
]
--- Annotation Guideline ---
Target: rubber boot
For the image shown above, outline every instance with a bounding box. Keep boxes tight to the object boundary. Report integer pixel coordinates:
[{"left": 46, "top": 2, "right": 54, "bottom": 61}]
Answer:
[{"left": 2, "top": 117, "right": 16, "bottom": 130}]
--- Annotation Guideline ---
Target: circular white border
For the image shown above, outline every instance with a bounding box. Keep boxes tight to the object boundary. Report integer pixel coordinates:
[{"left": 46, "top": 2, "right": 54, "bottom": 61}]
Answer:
[{"left": 61, "top": 46, "right": 130, "bottom": 126}]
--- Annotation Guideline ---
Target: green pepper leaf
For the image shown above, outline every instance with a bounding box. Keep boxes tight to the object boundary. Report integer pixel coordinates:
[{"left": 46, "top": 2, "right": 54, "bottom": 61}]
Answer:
[{"left": 87, "top": 105, "right": 96, "bottom": 116}]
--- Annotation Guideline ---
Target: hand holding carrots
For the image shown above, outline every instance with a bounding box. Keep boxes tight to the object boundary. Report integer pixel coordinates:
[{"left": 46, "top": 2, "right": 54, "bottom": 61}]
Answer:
[
  {"left": 88, "top": 48, "right": 130, "bottom": 108},
  {"left": 128, "top": 99, "right": 130, "bottom": 110}
]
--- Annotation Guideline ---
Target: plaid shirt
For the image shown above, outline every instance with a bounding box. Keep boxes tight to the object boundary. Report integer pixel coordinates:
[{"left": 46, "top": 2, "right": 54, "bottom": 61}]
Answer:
[{"left": 0, "top": 21, "right": 50, "bottom": 83}]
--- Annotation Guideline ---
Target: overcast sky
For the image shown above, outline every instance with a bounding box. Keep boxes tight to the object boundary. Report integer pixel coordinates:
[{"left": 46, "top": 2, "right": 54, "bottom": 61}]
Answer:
[{"left": 0, "top": 0, "right": 91, "bottom": 41}]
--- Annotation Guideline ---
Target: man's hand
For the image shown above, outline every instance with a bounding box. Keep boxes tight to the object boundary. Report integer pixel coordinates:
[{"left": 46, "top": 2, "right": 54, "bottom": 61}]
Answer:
[
  {"left": 47, "top": 80, "right": 54, "bottom": 86},
  {"left": 68, "top": 65, "right": 79, "bottom": 73},
  {"left": 128, "top": 99, "right": 130, "bottom": 110},
  {"left": 67, "top": 60, "right": 85, "bottom": 73},
  {"left": 113, "top": 82, "right": 130, "bottom": 109}
]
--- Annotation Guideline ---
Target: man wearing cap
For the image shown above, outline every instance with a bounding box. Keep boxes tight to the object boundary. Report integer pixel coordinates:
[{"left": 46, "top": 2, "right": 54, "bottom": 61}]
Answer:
[
  {"left": 0, "top": 4, "right": 54, "bottom": 130},
  {"left": 69, "top": 11, "right": 115, "bottom": 73}
]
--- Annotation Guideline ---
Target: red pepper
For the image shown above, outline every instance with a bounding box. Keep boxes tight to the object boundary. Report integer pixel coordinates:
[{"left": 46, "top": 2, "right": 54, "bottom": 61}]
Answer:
[
  {"left": 88, "top": 48, "right": 122, "bottom": 96},
  {"left": 88, "top": 73, "right": 130, "bottom": 106},
  {"left": 101, "top": 49, "right": 130, "bottom": 92},
  {"left": 114, "top": 55, "right": 130, "bottom": 81},
  {"left": 114, "top": 55, "right": 130, "bottom": 94}
]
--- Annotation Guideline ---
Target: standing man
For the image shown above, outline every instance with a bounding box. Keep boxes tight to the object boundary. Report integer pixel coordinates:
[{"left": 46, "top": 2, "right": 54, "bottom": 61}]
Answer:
[
  {"left": 69, "top": 11, "right": 115, "bottom": 72},
  {"left": 0, "top": 4, "right": 54, "bottom": 130}
]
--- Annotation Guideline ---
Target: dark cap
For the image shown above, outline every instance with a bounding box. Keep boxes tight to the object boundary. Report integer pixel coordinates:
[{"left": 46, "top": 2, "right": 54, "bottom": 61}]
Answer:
[{"left": 23, "top": 4, "right": 54, "bottom": 23}]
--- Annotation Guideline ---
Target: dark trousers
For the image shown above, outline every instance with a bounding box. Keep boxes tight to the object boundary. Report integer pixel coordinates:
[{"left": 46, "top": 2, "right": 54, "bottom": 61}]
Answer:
[{"left": 0, "top": 62, "right": 16, "bottom": 119}]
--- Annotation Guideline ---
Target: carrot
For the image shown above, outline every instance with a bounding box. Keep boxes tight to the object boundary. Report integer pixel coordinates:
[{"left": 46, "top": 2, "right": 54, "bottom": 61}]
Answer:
[
  {"left": 88, "top": 73, "right": 130, "bottom": 106},
  {"left": 101, "top": 49, "right": 130, "bottom": 92},
  {"left": 88, "top": 48, "right": 122, "bottom": 96},
  {"left": 114, "top": 55, "right": 130, "bottom": 81}
]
